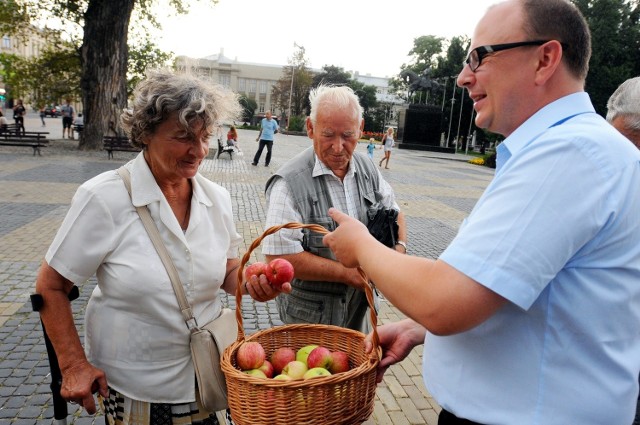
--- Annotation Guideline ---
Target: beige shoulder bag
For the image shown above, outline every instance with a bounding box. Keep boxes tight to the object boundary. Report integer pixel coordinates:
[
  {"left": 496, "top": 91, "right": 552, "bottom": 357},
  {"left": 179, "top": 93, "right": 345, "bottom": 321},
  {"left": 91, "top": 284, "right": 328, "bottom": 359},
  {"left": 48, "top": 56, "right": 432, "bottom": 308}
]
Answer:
[{"left": 117, "top": 167, "right": 237, "bottom": 412}]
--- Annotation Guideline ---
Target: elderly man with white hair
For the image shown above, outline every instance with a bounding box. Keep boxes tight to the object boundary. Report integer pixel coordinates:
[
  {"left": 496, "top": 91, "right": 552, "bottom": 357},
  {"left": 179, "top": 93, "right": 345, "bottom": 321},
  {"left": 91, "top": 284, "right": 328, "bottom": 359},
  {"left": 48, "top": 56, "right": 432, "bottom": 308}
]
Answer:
[{"left": 607, "top": 76, "right": 640, "bottom": 148}]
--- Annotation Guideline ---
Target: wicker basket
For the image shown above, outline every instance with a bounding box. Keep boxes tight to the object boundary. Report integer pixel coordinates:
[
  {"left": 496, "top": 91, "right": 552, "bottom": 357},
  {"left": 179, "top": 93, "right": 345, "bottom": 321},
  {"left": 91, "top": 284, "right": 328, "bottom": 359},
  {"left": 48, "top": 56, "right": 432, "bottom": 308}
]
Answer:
[{"left": 221, "top": 222, "right": 380, "bottom": 425}]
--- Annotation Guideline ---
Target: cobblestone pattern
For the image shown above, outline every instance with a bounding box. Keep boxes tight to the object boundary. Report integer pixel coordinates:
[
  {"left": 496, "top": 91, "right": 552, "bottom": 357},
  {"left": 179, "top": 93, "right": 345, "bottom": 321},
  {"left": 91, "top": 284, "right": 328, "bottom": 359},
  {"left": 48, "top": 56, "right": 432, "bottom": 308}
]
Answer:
[{"left": 0, "top": 123, "right": 493, "bottom": 425}]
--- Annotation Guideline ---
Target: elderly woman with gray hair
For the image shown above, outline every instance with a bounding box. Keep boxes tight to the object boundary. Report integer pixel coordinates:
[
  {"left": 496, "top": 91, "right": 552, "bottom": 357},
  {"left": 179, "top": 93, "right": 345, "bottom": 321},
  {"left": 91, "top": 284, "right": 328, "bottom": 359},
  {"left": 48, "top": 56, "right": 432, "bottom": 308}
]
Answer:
[
  {"left": 607, "top": 76, "right": 640, "bottom": 149},
  {"left": 34, "top": 71, "right": 288, "bottom": 425}
]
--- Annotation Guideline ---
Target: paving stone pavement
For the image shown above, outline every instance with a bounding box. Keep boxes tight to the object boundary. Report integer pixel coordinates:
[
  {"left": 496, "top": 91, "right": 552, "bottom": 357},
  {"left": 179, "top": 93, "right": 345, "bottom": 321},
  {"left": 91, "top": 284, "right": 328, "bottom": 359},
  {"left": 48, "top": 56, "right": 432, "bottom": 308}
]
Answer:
[{"left": 0, "top": 114, "right": 494, "bottom": 425}]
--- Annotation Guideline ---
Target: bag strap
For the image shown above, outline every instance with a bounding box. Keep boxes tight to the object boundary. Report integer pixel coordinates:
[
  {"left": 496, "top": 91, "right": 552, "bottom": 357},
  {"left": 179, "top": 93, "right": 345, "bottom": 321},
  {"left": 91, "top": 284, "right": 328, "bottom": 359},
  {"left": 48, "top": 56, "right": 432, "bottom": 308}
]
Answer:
[{"left": 117, "top": 166, "right": 198, "bottom": 331}]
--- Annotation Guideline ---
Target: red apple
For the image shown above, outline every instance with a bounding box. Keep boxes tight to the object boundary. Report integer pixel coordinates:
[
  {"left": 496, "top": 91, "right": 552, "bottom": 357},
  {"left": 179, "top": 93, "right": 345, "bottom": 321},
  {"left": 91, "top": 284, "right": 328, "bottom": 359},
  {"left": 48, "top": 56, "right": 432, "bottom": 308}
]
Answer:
[
  {"left": 329, "top": 351, "right": 350, "bottom": 374},
  {"left": 282, "top": 360, "right": 308, "bottom": 379},
  {"left": 265, "top": 258, "right": 294, "bottom": 289},
  {"left": 296, "top": 344, "right": 319, "bottom": 365},
  {"left": 258, "top": 359, "right": 274, "bottom": 378},
  {"left": 270, "top": 347, "right": 296, "bottom": 375},
  {"left": 306, "top": 346, "right": 332, "bottom": 369},
  {"left": 302, "top": 367, "right": 332, "bottom": 379},
  {"left": 244, "top": 262, "right": 266, "bottom": 281},
  {"left": 236, "top": 341, "right": 266, "bottom": 370}
]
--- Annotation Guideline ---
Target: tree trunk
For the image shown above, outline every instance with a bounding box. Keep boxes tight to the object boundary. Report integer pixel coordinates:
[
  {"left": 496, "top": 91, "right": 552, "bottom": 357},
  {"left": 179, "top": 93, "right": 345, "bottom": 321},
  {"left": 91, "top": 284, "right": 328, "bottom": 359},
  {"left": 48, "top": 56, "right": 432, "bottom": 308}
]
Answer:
[{"left": 78, "top": 0, "right": 135, "bottom": 150}]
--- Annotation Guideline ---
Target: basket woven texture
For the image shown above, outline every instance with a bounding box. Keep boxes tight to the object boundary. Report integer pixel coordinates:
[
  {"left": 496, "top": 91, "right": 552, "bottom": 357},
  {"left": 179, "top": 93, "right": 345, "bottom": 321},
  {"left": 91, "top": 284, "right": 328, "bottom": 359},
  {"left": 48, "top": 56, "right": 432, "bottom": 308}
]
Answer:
[{"left": 221, "top": 223, "right": 380, "bottom": 425}]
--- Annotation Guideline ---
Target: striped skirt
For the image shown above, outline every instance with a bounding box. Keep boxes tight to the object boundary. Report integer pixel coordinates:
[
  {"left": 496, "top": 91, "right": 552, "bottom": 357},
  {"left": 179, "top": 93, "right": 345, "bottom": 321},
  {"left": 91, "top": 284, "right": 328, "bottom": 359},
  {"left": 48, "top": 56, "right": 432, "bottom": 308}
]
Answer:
[{"left": 99, "top": 386, "right": 234, "bottom": 425}]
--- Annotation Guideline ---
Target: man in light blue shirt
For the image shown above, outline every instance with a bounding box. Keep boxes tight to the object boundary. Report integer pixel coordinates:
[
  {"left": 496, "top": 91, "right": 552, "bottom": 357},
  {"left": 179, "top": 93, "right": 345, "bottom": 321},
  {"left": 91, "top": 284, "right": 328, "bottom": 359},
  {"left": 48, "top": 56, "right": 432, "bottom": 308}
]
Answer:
[
  {"left": 322, "top": 0, "right": 640, "bottom": 424},
  {"left": 252, "top": 110, "right": 279, "bottom": 167}
]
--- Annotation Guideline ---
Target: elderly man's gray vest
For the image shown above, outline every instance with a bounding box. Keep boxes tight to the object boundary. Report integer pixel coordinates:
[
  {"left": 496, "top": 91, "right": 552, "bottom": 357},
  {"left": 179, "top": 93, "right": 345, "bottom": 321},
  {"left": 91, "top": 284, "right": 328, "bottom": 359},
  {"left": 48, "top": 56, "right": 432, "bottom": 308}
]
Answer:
[{"left": 265, "top": 147, "right": 383, "bottom": 331}]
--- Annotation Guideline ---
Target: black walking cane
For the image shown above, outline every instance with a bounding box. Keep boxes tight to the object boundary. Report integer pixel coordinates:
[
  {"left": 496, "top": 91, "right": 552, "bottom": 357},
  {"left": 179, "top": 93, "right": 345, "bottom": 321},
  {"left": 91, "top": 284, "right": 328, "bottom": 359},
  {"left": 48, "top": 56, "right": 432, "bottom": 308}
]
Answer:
[{"left": 31, "top": 286, "right": 80, "bottom": 425}]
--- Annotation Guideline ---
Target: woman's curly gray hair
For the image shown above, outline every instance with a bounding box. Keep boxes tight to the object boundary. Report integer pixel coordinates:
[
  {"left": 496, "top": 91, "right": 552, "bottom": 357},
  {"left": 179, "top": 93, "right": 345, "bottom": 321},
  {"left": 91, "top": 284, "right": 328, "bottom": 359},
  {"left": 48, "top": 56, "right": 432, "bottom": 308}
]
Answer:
[{"left": 121, "top": 70, "right": 241, "bottom": 148}]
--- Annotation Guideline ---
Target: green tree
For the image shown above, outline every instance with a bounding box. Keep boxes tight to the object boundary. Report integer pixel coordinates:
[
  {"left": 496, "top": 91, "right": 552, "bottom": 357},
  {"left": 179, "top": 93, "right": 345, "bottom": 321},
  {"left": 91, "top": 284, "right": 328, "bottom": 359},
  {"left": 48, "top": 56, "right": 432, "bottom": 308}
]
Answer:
[
  {"left": 238, "top": 94, "right": 257, "bottom": 123},
  {"left": 312, "top": 65, "right": 352, "bottom": 87},
  {"left": 127, "top": 40, "right": 174, "bottom": 98},
  {"left": 8, "top": 0, "right": 215, "bottom": 150},
  {"left": 30, "top": 43, "right": 82, "bottom": 108},
  {"left": 573, "top": 0, "right": 640, "bottom": 115},
  {"left": 433, "top": 36, "right": 473, "bottom": 145},
  {"left": 348, "top": 80, "right": 379, "bottom": 131},
  {"left": 271, "top": 44, "right": 313, "bottom": 129}
]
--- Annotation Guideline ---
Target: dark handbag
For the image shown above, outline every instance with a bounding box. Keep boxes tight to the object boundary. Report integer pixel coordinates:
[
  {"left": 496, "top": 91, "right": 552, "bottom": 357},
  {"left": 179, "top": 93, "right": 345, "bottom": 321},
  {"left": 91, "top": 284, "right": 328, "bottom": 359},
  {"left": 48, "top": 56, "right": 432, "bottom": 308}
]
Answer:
[{"left": 366, "top": 207, "right": 399, "bottom": 248}]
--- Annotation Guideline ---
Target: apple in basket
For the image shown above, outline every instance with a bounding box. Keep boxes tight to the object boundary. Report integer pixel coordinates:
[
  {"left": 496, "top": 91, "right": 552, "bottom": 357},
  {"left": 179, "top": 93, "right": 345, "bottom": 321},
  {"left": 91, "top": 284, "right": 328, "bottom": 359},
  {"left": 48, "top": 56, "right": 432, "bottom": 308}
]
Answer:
[
  {"left": 282, "top": 360, "right": 308, "bottom": 379},
  {"left": 303, "top": 367, "right": 332, "bottom": 379},
  {"left": 306, "top": 346, "right": 333, "bottom": 369},
  {"left": 273, "top": 374, "right": 293, "bottom": 381},
  {"left": 270, "top": 347, "right": 296, "bottom": 375},
  {"left": 236, "top": 341, "right": 266, "bottom": 370},
  {"left": 296, "top": 344, "right": 319, "bottom": 365},
  {"left": 265, "top": 258, "right": 295, "bottom": 289},
  {"left": 243, "top": 369, "right": 267, "bottom": 379},
  {"left": 258, "top": 359, "right": 274, "bottom": 378},
  {"left": 329, "top": 351, "right": 350, "bottom": 374},
  {"left": 244, "top": 262, "right": 266, "bottom": 280}
]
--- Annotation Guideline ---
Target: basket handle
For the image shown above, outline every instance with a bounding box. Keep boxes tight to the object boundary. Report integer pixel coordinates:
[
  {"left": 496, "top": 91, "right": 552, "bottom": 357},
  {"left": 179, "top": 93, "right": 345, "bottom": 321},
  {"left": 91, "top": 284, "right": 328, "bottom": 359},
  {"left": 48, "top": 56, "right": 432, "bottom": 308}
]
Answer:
[{"left": 234, "top": 222, "right": 380, "bottom": 352}]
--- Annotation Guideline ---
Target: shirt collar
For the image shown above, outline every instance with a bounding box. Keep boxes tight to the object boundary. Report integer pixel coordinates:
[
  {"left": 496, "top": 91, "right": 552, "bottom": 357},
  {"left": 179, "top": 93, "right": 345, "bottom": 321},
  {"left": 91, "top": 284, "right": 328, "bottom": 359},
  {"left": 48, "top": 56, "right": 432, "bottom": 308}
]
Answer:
[
  {"left": 312, "top": 153, "right": 356, "bottom": 179},
  {"left": 129, "top": 152, "right": 212, "bottom": 208},
  {"left": 499, "top": 92, "right": 595, "bottom": 168}
]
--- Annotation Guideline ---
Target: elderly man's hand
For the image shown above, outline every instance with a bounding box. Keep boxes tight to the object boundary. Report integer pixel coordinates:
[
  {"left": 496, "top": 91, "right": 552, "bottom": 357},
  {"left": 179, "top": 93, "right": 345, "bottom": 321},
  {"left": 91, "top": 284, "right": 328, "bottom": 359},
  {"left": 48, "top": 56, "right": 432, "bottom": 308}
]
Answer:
[{"left": 245, "top": 274, "right": 292, "bottom": 302}]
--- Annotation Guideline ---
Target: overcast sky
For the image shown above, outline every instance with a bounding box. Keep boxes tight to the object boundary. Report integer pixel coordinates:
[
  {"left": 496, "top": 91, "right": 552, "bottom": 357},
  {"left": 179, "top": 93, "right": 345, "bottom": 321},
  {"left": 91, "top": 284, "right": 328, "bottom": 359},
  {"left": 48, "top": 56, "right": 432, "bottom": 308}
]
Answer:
[{"left": 155, "top": 0, "right": 497, "bottom": 78}]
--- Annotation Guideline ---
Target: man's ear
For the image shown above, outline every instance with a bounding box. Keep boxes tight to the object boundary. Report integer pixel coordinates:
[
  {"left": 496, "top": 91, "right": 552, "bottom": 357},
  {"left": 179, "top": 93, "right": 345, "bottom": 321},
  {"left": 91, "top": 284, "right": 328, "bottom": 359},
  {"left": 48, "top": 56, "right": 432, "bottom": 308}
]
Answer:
[
  {"left": 306, "top": 117, "right": 314, "bottom": 138},
  {"left": 358, "top": 118, "right": 365, "bottom": 138},
  {"left": 535, "top": 40, "right": 563, "bottom": 85}
]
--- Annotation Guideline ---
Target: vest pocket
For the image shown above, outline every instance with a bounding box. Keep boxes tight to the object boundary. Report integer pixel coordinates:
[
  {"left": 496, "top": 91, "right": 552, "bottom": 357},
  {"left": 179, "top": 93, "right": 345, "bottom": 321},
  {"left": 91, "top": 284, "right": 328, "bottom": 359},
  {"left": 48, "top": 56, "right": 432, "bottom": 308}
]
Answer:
[{"left": 278, "top": 290, "right": 339, "bottom": 326}]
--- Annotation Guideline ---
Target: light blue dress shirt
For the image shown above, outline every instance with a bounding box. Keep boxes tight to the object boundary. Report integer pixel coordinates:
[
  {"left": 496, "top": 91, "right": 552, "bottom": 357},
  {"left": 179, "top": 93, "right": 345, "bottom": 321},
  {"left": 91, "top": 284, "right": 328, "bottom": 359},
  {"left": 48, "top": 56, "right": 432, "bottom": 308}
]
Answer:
[{"left": 430, "top": 92, "right": 640, "bottom": 424}]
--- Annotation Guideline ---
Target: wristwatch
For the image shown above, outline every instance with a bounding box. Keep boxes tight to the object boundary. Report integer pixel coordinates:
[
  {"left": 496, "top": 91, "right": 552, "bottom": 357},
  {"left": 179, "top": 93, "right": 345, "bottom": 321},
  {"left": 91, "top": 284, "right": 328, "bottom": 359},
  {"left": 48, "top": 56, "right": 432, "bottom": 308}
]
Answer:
[{"left": 395, "top": 240, "right": 407, "bottom": 253}]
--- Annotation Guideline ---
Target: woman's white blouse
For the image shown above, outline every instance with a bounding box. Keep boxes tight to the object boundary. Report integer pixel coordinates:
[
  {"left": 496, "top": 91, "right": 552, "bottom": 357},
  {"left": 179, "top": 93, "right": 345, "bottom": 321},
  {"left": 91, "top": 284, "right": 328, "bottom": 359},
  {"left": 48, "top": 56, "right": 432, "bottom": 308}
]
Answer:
[{"left": 45, "top": 153, "right": 242, "bottom": 403}]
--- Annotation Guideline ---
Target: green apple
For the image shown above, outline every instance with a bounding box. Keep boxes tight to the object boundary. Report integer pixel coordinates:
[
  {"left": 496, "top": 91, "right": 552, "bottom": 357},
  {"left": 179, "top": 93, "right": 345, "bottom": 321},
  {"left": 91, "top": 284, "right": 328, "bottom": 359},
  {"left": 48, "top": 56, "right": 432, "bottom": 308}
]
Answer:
[
  {"left": 282, "top": 360, "right": 308, "bottom": 379},
  {"left": 273, "top": 374, "right": 293, "bottom": 381},
  {"left": 296, "top": 344, "right": 319, "bottom": 365},
  {"left": 243, "top": 369, "right": 267, "bottom": 378},
  {"left": 302, "top": 367, "right": 332, "bottom": 379}
]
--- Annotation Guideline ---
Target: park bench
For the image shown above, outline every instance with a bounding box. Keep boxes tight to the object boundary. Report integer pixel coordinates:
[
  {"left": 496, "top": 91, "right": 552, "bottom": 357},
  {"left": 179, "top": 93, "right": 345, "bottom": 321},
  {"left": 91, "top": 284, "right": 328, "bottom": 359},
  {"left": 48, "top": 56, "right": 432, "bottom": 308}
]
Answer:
[
  {"left": 73, "top": 124, "right": 84, "bottom": 142},
  {"left": 0, "top": 132, "right": 50, "bottom": 156},
  {"left": 217, "top": 138, "right": 234, "bottom": 159},
  {"left": 103, "top": 135, "right": 140, "bottom": 159}
]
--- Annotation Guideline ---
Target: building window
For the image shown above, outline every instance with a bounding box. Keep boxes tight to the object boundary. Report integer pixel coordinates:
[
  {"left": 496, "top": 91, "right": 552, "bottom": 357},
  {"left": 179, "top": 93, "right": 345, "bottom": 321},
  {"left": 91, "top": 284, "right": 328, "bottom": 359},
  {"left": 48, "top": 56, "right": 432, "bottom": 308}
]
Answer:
[
  {"left": 259, "top": 103, "right": 265, "bottom": 113},
  {"left": 259, "top": 80, "right": 267, "bottom": 94},
  {"left": 219, "top": 74, "right": 230, "bottom": 88},
  {"left": 238, "top": 78, "right": 246, "bottom": 92},
  {"left": 2, "top": 36, "right": 11, "bottom": 49},
  {"left": 249, "top": 80, "right": 257, "bottom": 93}
]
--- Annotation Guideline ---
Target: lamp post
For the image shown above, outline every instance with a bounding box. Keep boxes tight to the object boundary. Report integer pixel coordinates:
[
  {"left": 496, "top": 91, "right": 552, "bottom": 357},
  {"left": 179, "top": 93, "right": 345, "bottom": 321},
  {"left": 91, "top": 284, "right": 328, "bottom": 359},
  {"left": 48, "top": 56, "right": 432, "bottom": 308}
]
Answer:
[
  {"left": 286, "top": 65, "right": 294, "bottom": 131},
  {"left": 455, "top": 89, "right": 466, "bottom": 152},
  {"left": 286, "top": 42, "right": 301, "bottom": 131},
  {"left": 446, "top": 76, "right": 457, "bottom": 146}
]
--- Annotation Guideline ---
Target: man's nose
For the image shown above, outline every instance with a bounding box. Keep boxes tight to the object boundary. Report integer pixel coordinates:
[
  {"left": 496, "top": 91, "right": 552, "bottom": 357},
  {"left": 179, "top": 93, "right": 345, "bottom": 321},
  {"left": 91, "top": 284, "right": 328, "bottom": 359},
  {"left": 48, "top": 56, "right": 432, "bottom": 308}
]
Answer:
[
  {"left": 457, "top": 65, "right": 474, "bottom": 88},
  {"left": 331, "top": 138, "right": 346, "bottom": 152}
]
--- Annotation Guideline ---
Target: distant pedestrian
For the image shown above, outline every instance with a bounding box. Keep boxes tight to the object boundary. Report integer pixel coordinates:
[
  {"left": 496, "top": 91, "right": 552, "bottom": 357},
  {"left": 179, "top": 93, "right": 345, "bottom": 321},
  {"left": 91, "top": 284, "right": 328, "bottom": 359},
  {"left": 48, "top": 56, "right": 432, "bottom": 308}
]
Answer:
[
  {"left": 60, "top": 98, "right": 75, "bottom": 139},
  {"left": 252, "top": 111, "right": 278, "bottom": 166},
  {"left": 379, "top": 127, "right": 395, "bottom": 169},
  {"left": 39, "top": 106, "right": 46, "bottom": 127},
  {"left": 13, "top": 99, "right": 26, "bottom": 135},
  {"left": 0, "top": 110, "right": 8, "bottom": 132},
  {"left": 367, "top": 138, "right": 375, "bottom": 159}
]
